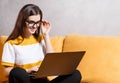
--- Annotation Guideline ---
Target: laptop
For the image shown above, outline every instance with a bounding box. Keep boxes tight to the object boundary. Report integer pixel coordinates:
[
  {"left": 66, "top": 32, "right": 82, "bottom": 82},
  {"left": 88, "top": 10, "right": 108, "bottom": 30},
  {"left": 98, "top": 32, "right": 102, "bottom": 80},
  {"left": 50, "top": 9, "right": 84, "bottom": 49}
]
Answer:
[{"left": 30, "top": 51, "right": 85, "bottom": 78}]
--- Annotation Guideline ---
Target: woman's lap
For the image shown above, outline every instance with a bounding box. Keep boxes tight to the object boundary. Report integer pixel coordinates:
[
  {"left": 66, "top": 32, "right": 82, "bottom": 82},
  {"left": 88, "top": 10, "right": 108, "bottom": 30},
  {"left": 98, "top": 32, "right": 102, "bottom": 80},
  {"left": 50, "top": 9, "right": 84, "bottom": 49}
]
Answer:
[{"left": 9, "top": 67, "right": 81, "bottom": 83}]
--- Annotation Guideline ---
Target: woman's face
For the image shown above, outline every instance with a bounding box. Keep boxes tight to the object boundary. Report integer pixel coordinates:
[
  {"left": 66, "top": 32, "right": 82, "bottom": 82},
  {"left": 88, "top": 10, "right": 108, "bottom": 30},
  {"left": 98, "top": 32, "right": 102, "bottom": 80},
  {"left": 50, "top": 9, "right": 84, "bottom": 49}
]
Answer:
[{"left": 25, "top": 14, "right": 41, "bottom": 36}]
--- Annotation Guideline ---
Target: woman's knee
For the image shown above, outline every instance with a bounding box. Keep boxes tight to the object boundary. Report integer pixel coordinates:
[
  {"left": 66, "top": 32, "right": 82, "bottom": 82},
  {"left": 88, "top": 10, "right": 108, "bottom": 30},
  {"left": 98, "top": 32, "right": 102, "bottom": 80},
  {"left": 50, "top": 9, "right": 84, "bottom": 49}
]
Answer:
[
  {"left": 73, "top": 70, "right": 82, "bottom": 81},
  {"left": 9, "top": 67, "right": 30, "bottom": 83},
  {"left": 9, "top": 67, "right": 28, "bottom": 78}
]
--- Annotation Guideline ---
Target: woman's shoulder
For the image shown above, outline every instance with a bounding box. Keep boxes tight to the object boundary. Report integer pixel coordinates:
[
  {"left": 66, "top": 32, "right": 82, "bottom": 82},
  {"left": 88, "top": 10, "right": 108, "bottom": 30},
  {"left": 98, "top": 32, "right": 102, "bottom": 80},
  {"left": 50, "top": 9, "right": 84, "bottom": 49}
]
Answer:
[
  {"left": 7, "top": 36, "right": 23, "bottom": 45},
  {"left": 6, "top": 35, "right": 44, "bottom": 45}
]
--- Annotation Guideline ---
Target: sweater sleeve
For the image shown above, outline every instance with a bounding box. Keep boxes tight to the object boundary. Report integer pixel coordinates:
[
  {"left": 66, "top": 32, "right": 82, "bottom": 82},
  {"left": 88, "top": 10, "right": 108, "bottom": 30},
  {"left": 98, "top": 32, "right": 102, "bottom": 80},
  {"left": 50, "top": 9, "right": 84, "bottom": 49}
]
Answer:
[{"left": 1, "top": 42, "right": 15, "bottom": 67}]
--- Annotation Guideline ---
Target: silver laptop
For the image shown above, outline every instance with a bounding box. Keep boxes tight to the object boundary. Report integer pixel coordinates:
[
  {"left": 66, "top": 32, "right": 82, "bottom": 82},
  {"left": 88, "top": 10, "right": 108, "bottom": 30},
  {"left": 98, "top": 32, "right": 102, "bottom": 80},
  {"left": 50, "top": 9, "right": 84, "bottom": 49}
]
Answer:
[{"left": 30, "top": 51, "right": 85, "bottom": 78}]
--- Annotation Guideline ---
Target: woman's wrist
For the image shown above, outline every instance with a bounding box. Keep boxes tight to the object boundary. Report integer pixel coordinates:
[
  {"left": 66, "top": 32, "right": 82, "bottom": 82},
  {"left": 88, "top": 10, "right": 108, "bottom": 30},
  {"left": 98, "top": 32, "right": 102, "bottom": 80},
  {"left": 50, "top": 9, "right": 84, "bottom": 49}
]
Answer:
[{"left": 43, "top": 33, "right": 50, "bottom": 39}]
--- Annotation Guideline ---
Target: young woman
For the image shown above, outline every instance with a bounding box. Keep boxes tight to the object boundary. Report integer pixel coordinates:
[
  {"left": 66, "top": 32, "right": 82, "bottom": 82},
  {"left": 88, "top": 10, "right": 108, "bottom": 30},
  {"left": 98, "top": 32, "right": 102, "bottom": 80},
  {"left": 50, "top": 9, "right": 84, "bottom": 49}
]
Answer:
[{"left": 1, "top": 4, "right": 82, "bottom": 83}]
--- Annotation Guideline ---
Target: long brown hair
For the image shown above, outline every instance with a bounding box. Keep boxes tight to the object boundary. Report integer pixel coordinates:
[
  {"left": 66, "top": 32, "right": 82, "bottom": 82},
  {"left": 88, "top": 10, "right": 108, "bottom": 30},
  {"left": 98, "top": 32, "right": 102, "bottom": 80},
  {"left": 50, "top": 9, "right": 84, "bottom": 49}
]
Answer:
[{"left": 6, "top": 4, "right": 43, "bottom": 43}]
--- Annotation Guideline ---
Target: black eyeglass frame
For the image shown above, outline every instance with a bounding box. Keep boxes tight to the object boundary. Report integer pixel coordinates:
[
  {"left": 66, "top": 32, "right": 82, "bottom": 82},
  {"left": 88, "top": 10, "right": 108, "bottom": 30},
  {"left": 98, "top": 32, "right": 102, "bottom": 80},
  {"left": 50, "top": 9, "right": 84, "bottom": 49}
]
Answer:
[{"left": 26, "top": 20, "right": 41, "bottom": 28}]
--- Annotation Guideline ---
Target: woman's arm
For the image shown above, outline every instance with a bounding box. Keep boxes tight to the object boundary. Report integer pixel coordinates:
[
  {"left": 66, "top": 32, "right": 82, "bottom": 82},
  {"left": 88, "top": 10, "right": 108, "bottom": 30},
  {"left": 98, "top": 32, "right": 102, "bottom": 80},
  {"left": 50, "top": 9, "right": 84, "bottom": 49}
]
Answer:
[
  {"left": 41, "top": 21, "right": 54, "bottom": 53},
  {"left": 3, "top": 66, "right": 13, "bottom": 77},
  {"left": 44, "top": 34, "right": 53, "bottom": 53}
]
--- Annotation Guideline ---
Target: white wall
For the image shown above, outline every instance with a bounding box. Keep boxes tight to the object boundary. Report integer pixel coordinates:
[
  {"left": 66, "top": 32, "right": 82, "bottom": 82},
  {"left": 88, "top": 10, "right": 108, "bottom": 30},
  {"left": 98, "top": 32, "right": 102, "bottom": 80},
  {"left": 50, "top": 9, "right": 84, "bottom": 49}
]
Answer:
[{"left": 0, "top": 0, "right": 120, "bottom": 36}]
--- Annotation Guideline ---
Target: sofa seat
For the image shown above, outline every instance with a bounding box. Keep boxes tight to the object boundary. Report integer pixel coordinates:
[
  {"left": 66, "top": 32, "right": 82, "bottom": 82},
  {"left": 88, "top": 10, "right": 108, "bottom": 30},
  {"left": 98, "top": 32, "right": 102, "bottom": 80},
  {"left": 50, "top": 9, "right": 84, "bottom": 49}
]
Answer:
[{"left": 1, "top": 34, "right": 120, "bottom": 83}]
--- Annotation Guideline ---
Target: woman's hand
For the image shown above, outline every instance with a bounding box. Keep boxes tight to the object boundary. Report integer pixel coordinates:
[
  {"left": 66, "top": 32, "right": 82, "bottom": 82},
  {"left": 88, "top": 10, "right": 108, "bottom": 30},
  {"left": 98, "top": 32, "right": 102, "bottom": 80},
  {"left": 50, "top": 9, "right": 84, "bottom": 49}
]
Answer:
[
  {"left": 27, "top": 66, "right": 39, "bottom": 73},
  {"left": 41, "top": 20, "right": 51, "bottom": 35}
]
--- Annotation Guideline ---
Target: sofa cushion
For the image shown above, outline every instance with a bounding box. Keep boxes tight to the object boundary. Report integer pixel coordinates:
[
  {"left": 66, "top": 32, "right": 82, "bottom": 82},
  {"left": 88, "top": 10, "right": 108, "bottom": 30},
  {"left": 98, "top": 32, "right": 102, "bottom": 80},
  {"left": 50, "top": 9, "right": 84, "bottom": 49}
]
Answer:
[
  {"left": 63, "top": 34, "right": 120, "bottom": 83},
  {"left": 50, "top": 36, "right": 64, "bottom": 52},
  {"left": 0, "top": 36, "right": 8, "bottom": 82},
  {"left": 0, "top": 36, "right": 7, "bottom": 62}
]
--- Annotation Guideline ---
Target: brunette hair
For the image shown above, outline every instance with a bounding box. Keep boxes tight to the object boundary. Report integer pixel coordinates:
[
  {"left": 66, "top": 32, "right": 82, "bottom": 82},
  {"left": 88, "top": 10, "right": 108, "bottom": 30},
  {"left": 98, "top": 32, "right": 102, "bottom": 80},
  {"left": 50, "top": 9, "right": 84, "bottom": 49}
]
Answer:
[{"left": 6, "top": 4, "right": 43, "bottom": 42}]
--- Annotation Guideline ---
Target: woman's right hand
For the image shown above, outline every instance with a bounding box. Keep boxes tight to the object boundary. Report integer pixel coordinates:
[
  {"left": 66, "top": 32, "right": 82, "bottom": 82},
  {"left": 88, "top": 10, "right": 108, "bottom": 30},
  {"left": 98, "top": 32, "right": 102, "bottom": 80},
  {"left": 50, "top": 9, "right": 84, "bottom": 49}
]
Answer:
[
  {"left": 27, "top": 66, "right": 39, "bottom": 73},
  {"left": 41, "top": 20, "right": 51, "bottom": 36}
]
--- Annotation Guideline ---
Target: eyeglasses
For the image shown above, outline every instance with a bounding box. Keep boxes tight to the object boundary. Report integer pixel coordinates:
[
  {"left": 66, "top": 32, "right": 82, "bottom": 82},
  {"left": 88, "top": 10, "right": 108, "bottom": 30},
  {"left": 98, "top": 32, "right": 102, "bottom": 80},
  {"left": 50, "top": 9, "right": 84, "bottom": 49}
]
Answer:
[{"left": 26, "top": 20, "right": 41, "bottom": 28}]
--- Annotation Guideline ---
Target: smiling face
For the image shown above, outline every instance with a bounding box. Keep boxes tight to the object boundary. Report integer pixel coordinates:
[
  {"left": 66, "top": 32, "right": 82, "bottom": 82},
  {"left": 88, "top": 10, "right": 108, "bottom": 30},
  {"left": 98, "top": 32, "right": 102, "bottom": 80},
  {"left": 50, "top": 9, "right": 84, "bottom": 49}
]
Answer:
[{"left": 24, "top": 14, "right": 41, "bottom": 37}]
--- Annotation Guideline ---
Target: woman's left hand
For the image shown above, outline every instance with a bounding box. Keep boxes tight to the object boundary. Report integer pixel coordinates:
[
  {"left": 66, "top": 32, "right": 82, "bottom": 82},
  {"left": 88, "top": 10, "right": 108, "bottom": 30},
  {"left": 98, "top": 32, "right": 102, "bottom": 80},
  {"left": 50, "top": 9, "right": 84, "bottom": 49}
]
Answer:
[
  {"left": 27, "top": 66, "right": 39, "bottom": 73},
  {"left": 41, "top": 20, "right": 51, "bottom": 35}
]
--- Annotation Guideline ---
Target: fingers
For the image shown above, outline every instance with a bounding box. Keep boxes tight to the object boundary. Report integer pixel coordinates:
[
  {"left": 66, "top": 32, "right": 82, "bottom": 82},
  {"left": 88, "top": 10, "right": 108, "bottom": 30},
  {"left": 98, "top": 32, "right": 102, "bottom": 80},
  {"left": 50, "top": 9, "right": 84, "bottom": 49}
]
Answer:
[
  {"left": 41, "top": 20, "right": 51, "bottom": 35},
  {"left": 32, "top": 66, "right": 39, "bottom": 71},
  {"left": 41, "top": 20, "right": 50, "bottom": 27}
]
